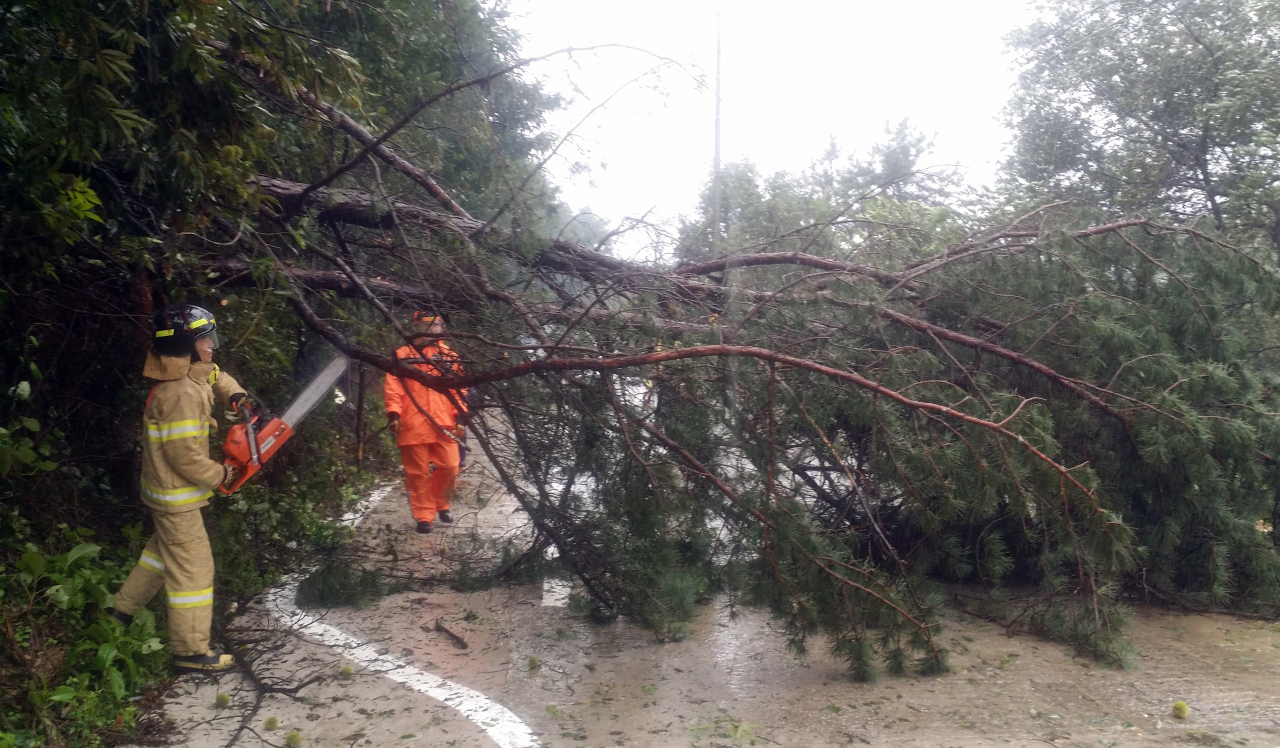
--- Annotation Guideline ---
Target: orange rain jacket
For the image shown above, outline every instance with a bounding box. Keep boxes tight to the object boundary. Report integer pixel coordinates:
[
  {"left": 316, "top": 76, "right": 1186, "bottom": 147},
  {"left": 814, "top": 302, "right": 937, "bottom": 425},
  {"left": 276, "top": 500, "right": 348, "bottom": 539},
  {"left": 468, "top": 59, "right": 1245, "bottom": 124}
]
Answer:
[{"left": 383, "top": 342, "right": 468, "bottom": 447}]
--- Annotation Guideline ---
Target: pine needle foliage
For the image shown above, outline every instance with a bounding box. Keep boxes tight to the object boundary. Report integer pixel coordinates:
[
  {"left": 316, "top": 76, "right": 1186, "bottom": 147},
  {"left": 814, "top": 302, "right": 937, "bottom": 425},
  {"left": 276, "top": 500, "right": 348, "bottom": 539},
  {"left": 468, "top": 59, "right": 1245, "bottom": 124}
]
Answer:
[{"left": 442, "top": 159, "right": 1280, "bottom": 677}]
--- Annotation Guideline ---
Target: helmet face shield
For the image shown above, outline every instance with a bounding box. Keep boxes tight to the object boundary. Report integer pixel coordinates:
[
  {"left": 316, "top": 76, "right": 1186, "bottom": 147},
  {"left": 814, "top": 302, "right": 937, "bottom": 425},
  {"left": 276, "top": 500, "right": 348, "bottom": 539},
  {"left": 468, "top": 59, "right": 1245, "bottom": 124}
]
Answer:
[{"left": 153, "top": 304, "right": 219, "bottom": 356}]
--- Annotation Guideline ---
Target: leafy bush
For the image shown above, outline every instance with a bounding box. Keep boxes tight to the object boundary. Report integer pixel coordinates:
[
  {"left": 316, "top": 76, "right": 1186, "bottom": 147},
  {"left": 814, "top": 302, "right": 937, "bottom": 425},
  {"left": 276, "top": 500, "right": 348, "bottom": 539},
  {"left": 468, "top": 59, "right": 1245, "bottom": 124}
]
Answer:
[
  {"left": 1, "top": 532, "right": 168, "bottom": 746},
  {"left": 295, "top": 555, "right": 389, "bottom": 610}
]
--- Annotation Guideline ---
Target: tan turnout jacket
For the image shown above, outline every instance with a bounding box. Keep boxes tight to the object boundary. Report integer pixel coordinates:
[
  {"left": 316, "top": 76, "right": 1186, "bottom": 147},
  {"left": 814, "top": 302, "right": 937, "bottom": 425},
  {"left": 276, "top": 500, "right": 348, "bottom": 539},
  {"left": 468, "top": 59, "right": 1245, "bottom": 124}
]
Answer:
[{"left": 140, "top": 352, "right": 245, "bottom": 513}]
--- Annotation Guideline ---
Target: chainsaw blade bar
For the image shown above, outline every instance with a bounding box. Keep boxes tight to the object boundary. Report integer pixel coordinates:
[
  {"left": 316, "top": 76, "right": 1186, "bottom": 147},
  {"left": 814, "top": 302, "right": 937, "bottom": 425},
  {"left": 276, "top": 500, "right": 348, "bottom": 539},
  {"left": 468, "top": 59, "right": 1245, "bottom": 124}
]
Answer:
[
  {"left": 279, "top": 355, "right": 349, "bottom": 429},
  {"left": 244, "top": 404, "right": 260, "bottom": 466}
]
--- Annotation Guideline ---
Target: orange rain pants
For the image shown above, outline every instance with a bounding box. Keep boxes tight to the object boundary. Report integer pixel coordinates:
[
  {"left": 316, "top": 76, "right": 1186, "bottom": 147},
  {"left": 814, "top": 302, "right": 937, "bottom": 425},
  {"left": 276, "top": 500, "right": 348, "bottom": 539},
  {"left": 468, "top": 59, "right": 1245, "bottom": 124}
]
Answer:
[{"left": 400, "top": 440, "right": 460, "bottom": 523}]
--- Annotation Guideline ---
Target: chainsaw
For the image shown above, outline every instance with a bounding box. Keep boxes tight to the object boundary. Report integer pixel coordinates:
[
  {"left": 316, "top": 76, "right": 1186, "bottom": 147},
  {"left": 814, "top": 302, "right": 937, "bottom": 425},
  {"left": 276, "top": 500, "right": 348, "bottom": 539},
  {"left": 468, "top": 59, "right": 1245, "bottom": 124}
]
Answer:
[{"left": 220, "top": 354, "right": 350, "bottom": 494}]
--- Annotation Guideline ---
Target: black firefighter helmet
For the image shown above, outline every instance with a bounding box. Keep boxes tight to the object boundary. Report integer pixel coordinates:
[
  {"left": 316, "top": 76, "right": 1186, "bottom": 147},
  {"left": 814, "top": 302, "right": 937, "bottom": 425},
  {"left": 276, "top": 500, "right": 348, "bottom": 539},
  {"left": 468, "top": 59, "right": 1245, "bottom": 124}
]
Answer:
[{"left": 152, "top": 304, "right": 219, "bottom": 357}]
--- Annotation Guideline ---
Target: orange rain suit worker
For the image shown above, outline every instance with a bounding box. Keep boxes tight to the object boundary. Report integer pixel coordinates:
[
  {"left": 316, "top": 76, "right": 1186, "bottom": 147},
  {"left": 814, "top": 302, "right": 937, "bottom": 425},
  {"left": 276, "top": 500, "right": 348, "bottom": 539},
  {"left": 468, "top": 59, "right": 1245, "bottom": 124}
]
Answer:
[
  {"left": 112, "top": 306, "right": 245, "bottom": 672},
  {"left": 384, "top": 321, "right": 468, "bottom": 528}
]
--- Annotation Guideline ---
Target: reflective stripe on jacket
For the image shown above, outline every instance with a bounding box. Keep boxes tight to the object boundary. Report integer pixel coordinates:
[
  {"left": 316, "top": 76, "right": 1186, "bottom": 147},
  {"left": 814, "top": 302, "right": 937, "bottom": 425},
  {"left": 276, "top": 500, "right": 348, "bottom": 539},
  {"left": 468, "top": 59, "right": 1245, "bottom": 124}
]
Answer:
[
  {"left": 383, "top": 343, "right": 467, "bottom": 447},
  {"left": 141, "top": 359, "right": 245, "bottom": 513}
]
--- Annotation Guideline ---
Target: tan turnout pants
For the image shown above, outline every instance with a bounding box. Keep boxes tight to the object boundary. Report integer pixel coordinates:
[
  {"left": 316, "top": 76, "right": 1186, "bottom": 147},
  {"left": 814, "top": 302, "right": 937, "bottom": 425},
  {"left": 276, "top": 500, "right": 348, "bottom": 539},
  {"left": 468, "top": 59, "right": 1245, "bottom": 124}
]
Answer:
[{"left": 113, "top": 508, "right": 215, "bottom": 656}]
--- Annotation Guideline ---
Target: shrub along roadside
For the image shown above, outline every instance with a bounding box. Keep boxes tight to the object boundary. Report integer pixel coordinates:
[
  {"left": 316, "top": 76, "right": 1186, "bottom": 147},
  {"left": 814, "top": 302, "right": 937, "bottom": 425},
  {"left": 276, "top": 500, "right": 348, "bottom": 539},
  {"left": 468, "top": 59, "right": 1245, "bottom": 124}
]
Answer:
[
  {"left": 0, "top": 475, "right": 393, "bottom": 746},
  {"left": 0, "top": 521, "right": 167, "bottom": 747},
  {"left": 0, "top": 358, "right": 399, "bottom": 746}
]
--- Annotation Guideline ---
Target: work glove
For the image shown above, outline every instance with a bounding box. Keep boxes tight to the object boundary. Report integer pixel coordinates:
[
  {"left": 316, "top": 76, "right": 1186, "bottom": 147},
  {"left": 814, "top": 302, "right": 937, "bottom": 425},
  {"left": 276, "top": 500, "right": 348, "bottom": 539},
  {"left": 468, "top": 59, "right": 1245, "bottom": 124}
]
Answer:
[
  {"left": 223, "top": 463, "right": 240, "bottom": 488},
  {"left": 387, "top": 412, "right": 400, "bottom": 434},
  {"left": 228, "top": 394, "right": 253, "bottom": 423},
  {"left": 452, "top": 424, "right": 466, "bottom": 439}
]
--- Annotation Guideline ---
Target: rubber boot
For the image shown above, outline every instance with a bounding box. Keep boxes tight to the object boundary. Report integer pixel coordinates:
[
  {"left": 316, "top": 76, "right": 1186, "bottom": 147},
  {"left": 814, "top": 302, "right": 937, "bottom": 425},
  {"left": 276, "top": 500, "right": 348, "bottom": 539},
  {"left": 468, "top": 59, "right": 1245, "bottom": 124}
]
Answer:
[
  {"left": 106, "top": 607, "right": 134, "bottom": 626},
  {"left": 173, "top": 652, "right": 235, "bottom": 674}
]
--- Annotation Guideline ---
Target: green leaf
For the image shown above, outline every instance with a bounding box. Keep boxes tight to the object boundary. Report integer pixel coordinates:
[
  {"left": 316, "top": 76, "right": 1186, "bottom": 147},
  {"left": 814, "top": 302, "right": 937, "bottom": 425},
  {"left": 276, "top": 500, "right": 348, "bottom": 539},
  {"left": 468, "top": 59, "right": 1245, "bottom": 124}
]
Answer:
[
  {"left": 17, "top": 551, "right": 45, "bottom": 578},
  {"left": 96, "top": 643, "right": 118, "bottom": 670},
  {"left": 61, "top": 543, "right": 101, "bottom": 568},
  {"left": 48, "top": 685, "right": 76, "bottom": 703},
  {"left": 45, "top": 584, "right": 70, "bottom": 608},
  {"left": 21, "top": 418, "right": 39, "bottom": 432},
  {"left": 106, "top": 667, "right": 126, "bottom": 700}
]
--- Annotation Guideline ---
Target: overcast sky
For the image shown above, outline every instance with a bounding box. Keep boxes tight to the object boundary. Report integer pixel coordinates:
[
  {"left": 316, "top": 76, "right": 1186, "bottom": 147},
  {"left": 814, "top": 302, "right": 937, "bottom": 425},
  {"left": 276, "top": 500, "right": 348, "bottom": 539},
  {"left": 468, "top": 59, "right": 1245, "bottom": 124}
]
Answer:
[{"left": 504, "top": 0, "right": 1039, "bottom": 246}]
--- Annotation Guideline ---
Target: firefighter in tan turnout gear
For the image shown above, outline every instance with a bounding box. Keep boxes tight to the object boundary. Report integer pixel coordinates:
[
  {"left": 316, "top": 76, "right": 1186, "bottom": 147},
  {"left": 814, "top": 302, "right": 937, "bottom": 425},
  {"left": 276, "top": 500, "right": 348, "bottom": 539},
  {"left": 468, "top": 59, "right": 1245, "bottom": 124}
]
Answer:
[{"left": 107, "top": 304, "right": 248, "bottom": 673}]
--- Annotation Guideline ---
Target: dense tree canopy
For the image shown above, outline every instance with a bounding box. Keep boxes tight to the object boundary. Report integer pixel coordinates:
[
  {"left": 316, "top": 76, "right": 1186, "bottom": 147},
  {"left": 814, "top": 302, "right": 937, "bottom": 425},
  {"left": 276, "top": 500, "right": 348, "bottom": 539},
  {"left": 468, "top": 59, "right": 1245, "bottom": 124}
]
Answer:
[
  {"left": 1004, "top": 0, "right": 1280, "bottom": 260},
  {"left": 4, "top": 0, "right": 1280, "bottom": 743}
]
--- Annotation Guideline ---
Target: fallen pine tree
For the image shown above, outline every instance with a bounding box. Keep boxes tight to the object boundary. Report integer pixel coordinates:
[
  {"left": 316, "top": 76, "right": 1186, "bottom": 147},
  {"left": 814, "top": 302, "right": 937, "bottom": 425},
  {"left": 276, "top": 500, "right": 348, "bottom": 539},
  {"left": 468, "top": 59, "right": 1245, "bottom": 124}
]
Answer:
[
  {"left": 5, "top": 7, "right": 1280, "bottom": 721},
  {"left": 170, "top": 11, "right": 1280, "bottom": 674}
]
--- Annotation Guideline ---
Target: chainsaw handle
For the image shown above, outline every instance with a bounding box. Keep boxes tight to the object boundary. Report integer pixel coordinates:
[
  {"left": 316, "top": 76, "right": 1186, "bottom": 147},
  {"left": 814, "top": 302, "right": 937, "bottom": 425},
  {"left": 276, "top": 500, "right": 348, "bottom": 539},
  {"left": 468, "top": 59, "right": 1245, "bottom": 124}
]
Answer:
[
  {"left": 240, "top": 401, "right": 260, "bottom": 466},
  {"left": 219, "top": 462, "right": 256, "bottom": 495}
]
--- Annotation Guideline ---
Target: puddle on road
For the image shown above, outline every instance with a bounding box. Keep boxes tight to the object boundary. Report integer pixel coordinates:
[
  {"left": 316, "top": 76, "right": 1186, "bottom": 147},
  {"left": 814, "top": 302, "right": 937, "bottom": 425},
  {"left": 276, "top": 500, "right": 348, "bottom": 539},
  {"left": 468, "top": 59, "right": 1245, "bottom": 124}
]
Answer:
[
  {"left": 152, "top": 458, "right": 1280, "bottom": 748},
  {"left": 334, "top": 579, "right": 1280, "bottom": 747},
  {"left": 327, "top": 460, "right": 1280, "bottom": 748}
]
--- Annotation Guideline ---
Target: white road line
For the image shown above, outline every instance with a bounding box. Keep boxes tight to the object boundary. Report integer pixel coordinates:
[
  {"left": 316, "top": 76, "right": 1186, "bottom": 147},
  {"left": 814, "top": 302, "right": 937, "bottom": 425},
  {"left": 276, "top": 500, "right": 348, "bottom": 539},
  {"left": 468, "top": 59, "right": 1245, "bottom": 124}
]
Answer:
[
  {"left": 539, "top": 545, "right": 569, "bottom": 607},
  {"left": 337, "top": 483, "right": 395, "bottom": 527},
  {"left": 264, "top": 483, "right": 536, "bottom": 748},
  {"left": 541, "top": 579, "right": 571, "bottom": 607}
]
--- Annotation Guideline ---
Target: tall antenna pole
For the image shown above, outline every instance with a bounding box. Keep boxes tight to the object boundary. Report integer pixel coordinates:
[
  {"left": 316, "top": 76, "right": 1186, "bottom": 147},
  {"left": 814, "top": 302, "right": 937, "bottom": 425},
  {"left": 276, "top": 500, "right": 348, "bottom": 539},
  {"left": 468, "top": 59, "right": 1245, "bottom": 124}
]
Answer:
[{"left": 711, "top": 14, "right": 722, "bottom": 256}]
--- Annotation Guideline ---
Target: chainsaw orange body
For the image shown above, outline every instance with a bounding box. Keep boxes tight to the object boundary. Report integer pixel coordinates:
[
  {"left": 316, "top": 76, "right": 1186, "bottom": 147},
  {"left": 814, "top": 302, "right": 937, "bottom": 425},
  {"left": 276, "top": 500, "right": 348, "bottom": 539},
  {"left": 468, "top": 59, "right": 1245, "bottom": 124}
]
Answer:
[
  {"left": 217, "top": 354, "right": 348, "bottom": 494},
  {"left": 220, "top": 413, "right": 294, "bottom": 494}
]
